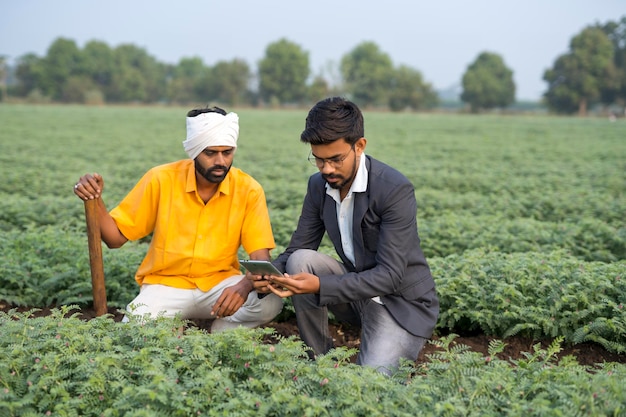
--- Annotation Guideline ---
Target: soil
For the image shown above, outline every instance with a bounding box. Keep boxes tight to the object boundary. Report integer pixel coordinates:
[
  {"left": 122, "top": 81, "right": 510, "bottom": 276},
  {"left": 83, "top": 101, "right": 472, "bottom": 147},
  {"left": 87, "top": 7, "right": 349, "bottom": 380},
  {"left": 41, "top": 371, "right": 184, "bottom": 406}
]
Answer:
[{"left": 2, "top": 304, "right": 624, "bottom": 367}]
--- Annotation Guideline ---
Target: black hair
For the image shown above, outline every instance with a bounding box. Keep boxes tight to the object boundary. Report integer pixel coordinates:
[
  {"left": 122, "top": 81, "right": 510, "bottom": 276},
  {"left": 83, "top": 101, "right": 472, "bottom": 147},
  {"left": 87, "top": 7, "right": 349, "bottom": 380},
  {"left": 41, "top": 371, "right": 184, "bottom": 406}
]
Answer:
[
  {"left": 187, "top": 106, "right": 227, "bottom": 118},
  {"left": 300, "top": 97, "right": 364, "bottom": 146}
]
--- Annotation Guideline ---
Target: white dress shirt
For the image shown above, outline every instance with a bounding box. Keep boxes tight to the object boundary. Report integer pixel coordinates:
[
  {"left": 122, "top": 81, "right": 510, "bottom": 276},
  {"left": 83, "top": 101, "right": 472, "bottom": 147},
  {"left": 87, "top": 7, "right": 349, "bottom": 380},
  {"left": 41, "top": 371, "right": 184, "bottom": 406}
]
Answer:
[{"left": 326, "top": 154, "right": 383, "bottom": 304}]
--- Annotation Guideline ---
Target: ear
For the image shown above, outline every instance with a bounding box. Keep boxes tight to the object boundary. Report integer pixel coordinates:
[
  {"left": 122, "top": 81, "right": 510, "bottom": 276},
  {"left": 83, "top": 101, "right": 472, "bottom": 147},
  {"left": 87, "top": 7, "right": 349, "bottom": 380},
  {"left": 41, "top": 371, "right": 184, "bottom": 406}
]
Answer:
[{"left": 355, "top": 137, "right": 367, "bottom": 154}]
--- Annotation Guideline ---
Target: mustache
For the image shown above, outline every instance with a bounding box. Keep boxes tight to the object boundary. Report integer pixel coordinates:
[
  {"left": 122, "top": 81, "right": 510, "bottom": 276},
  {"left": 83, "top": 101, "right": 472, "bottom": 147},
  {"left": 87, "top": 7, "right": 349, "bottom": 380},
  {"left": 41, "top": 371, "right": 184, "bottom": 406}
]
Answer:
[
  {"left": 322, "top": 174, "right": 342, "bottom": 180},
  {"left": 209, "top": 165, "right": 229, "bottom": 172}
]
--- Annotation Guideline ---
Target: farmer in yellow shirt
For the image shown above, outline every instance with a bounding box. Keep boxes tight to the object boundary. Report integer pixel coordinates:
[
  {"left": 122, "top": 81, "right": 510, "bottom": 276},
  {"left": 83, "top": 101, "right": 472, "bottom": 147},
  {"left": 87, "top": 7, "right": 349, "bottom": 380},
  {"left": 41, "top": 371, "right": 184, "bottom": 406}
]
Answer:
[{"left": 73, "top": 106, "right": 282, "bottom": 331}]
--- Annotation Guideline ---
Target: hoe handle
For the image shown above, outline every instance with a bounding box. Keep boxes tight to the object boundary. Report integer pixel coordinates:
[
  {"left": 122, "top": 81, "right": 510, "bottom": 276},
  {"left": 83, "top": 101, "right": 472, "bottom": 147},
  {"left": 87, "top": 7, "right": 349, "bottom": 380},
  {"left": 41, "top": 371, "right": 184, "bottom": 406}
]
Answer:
[{"left": 84, "top": 198, "right": 107, "bottom": 316}]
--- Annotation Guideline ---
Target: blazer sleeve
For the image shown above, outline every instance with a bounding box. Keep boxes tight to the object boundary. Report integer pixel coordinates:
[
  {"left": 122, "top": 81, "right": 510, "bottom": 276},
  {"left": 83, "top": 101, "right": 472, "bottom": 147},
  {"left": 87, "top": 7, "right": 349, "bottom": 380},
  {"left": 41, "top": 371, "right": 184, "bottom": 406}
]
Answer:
[{"left": 273, "top": 175, "right": 327, "bottom": 272}]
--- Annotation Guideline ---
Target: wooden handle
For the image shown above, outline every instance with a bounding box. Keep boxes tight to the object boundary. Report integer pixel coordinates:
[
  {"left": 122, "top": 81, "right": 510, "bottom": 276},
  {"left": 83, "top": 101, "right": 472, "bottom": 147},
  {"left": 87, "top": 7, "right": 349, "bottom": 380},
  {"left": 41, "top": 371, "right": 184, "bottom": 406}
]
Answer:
[{"left": 84, "top": 198, "right": 107, "bottom": 316}]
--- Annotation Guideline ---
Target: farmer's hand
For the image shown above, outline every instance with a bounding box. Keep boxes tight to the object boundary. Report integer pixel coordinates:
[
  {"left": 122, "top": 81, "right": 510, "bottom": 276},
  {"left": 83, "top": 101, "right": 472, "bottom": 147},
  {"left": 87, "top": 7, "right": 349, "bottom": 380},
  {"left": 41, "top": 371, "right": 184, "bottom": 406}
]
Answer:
[
  {"left": 267, "top": 272, "right": 320, "bottom": 298},
  {"left": 211, "top": 277, "right": 253, "bottom": 318},
  {"left": 74, "top": 173, "right": 104, "bottom": 200}
]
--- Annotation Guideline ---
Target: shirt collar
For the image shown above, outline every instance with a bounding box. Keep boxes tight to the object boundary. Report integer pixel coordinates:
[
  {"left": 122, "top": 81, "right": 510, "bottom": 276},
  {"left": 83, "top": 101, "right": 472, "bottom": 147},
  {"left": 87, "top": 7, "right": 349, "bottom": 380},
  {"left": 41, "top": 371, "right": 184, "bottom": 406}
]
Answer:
[
  {"left": 352, "top": 153, "right": 368, "bottom": 193},
  {"left": 185, "top": 162, "right": 197, "bottom": 192}
]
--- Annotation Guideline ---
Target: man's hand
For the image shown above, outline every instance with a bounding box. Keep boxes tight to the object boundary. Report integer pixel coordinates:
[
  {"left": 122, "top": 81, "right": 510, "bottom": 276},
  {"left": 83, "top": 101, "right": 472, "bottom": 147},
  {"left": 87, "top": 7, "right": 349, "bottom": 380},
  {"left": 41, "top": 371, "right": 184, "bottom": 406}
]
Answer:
[
  {"left": 244, "top": 249, "right": 275, "bottom": 294},
  {"left": 211, "top": 278, "right": 253, "bottom": 318},
  {"left": 267, "top": 272, "right": 320, "bottom": 298},
  {"left": 74, "top": 173, "right": 104, "bottom": 201},
  {"left": 72, "top": 172, "right": 128, "bottom": 248},
  {"left": 248, "top": 271, "right": 281, "bottom": 294}
]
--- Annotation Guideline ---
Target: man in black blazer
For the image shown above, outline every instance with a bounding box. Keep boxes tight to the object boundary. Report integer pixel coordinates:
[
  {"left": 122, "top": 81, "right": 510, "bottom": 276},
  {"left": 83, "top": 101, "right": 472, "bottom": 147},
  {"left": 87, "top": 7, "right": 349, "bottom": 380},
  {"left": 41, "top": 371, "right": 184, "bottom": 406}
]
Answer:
[{"left": 253, "top": 97, "right": 438, "bottom": 375}]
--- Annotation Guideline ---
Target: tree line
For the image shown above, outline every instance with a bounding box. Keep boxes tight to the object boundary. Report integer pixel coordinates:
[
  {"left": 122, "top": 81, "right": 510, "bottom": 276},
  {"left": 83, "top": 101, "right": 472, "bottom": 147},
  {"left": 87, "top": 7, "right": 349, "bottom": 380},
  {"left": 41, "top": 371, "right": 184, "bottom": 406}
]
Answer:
[{"left": 0, "top": 15, "right": 624, "bottom": 115}]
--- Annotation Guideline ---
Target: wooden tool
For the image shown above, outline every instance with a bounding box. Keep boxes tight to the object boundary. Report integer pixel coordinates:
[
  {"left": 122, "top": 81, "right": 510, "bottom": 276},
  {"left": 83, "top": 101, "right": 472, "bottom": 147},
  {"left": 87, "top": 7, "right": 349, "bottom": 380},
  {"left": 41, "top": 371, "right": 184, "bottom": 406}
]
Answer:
[{"left": 84, "top": 198, "right": 107, "bottom": 316}]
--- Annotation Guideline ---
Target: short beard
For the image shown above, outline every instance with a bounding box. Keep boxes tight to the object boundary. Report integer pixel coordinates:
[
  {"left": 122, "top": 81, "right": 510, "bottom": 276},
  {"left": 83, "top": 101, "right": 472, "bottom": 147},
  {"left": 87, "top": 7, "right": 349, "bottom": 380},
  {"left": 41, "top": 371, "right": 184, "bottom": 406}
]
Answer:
[
  {"left": 322, "top": 174, "right": 349, "bottom": 190},
  {"left": 322, "top": 154, "right": 358, "bottom": 190},
  {"left": 194, "top": 160, "right": 231, "bottom": 183}
]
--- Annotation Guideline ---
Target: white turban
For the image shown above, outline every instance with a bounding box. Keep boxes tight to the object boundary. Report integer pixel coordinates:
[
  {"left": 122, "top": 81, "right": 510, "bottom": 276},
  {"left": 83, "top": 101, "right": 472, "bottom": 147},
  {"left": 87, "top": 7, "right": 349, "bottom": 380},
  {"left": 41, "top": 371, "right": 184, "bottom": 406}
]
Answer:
[{"left": 183, "top": 112, "right": 239, "bottom": 159}]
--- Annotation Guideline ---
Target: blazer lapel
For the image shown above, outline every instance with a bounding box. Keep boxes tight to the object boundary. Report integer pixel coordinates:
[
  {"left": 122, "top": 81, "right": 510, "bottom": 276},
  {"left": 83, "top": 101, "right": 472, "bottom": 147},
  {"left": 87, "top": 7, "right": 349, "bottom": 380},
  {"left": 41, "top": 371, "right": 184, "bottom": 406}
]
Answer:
[{"left": 323, "top": 192, "right": 343, "bottom": 253}]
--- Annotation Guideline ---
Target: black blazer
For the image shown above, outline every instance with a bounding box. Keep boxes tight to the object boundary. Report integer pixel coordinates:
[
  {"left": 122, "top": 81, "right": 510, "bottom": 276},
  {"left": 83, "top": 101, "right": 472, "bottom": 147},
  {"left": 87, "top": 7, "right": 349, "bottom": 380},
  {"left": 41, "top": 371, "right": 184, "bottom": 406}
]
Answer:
[{"left": 274, "top": 156, "right": 438, "bottom": 338}]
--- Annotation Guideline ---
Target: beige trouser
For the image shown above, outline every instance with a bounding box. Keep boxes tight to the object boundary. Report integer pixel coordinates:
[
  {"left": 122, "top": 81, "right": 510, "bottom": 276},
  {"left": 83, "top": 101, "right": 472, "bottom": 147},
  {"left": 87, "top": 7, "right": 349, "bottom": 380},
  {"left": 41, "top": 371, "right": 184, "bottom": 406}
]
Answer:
[{"left": 122, "top": 275, "right": 283, "bottom": 331}]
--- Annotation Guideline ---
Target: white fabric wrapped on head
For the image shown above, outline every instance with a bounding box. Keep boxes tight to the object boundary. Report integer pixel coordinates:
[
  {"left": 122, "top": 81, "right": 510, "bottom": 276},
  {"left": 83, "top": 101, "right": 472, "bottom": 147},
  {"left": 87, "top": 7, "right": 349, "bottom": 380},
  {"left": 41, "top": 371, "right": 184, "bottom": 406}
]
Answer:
[{"left": 183, "top": 112, "right": 239, "bottom": 159}]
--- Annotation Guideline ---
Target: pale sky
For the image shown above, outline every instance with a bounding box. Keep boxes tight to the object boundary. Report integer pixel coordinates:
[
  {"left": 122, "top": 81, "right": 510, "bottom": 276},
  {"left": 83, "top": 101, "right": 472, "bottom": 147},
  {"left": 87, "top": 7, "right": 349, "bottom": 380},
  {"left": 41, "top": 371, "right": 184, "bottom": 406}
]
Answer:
[{"left": 1, "top": 0, "right": 624, "bottom": 100}]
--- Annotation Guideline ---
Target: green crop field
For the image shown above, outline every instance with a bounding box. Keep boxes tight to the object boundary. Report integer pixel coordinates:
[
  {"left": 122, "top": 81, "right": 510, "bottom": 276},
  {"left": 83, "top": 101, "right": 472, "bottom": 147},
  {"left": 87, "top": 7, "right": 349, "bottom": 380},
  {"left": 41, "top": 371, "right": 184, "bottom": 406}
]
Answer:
[
  {"left": 1, "top": 104, "right": 625, "bottom": 415},
  {"left": 0, "top": 104, "right": 624, "bottom": 340},
  {"left": 0, "top": 106, "right": 626, "bottom": 335}
]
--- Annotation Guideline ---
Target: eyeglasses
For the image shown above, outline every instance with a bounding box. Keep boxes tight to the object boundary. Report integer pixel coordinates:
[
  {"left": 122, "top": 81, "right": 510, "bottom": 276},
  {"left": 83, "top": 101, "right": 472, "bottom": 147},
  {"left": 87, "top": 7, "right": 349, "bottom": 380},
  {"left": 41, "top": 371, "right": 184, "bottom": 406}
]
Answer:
[{"left": 308, "top": 145, "right": 355, "bottom": 169}]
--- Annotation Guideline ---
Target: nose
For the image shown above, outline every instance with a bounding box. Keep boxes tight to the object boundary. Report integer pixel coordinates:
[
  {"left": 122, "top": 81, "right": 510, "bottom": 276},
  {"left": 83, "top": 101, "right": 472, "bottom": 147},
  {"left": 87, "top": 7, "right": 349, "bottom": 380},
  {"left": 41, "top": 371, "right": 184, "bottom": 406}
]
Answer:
[
  {"left": 319, "top": 161, "right": 335, "bottom": 174},
  {"left": 214, "top": 151, "right": 226, "bottom": 165}
]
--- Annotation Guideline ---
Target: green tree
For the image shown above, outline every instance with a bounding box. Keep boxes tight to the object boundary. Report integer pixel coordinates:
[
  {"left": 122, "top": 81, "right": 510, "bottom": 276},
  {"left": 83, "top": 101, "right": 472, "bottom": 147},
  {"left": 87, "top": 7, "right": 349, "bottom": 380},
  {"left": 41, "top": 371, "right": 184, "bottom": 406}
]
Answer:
[
  {"left": 543, "top": 27, "right": 615, "bottom": 115},
  {"left": 61, "top": 75, "right": 98, "bottom": 103},
  {"left": 173, "top": 56, "right": 206, "bottom": 80},
  {"left": 167, "top": 57, "right": 208, "bottom": 104},
  {"left": 340, "top": 42, "right": 393, "bottom": 108},
  {"left": 258, "top": 38, "right": 309, "bottom": 105},
  {"left": 202, "top": 59, "right": 251, "bottom": 106},
  {"left": 41, "top": 38, "right": 84, "bottom": 100},
  {"left": 14, "top": 53, "right": 46, "bottom": 97},
  {"left": 109, "top": 44, "right": 166, "bottom": 103},
  {"left": 0, "top": 55, "right": 6, "bottom": 101},
  {"left": 81, "top": 40, "right": 115, "bottom": 101},
  {"left": 542, "top": 54, "right": 580, "bottom": 114},
  {"left": 110, "top": 66, "right": 147, "bottom": 102},
  {"left": 461, "top": 52, "right": 515, "bottom": 112},
  {"left": 599, "top": 16, "right": 626, "bottom": 110},
  {"left": 388, "top": 65, "right": 438, "bottom": 111},
  {"left": 307, "top": 74, "right": 331, "bottom": 103}
]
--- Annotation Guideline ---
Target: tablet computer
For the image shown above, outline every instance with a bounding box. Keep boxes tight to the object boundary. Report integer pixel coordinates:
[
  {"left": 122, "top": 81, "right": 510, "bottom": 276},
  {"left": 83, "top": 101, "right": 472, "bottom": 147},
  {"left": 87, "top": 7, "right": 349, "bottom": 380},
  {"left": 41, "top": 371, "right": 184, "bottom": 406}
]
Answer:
[{"left": 239, "top": 260, "right": 284, "bottom": 276}]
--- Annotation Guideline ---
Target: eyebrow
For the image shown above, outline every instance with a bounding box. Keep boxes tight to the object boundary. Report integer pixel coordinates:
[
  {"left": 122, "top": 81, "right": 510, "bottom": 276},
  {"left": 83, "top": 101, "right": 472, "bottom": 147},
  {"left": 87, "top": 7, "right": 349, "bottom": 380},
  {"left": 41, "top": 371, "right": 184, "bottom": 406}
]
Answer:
[
  {"left": 202, "top": 148, "right": 234, "bottom": 154},
  {"left": 311, "top": 151, "right": 343, "bottom": 159}
]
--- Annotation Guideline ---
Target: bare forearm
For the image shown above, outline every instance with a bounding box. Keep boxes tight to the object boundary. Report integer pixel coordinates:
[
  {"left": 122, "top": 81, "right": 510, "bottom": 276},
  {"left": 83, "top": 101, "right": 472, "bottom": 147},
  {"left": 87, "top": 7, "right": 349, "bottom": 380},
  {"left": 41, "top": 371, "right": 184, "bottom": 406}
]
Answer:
[
  {"left": 96, "top": 199, "right": 128, "bottom": 248},
  {"left": 249, "top": 248, "right": 271, "bottom": 261}
]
